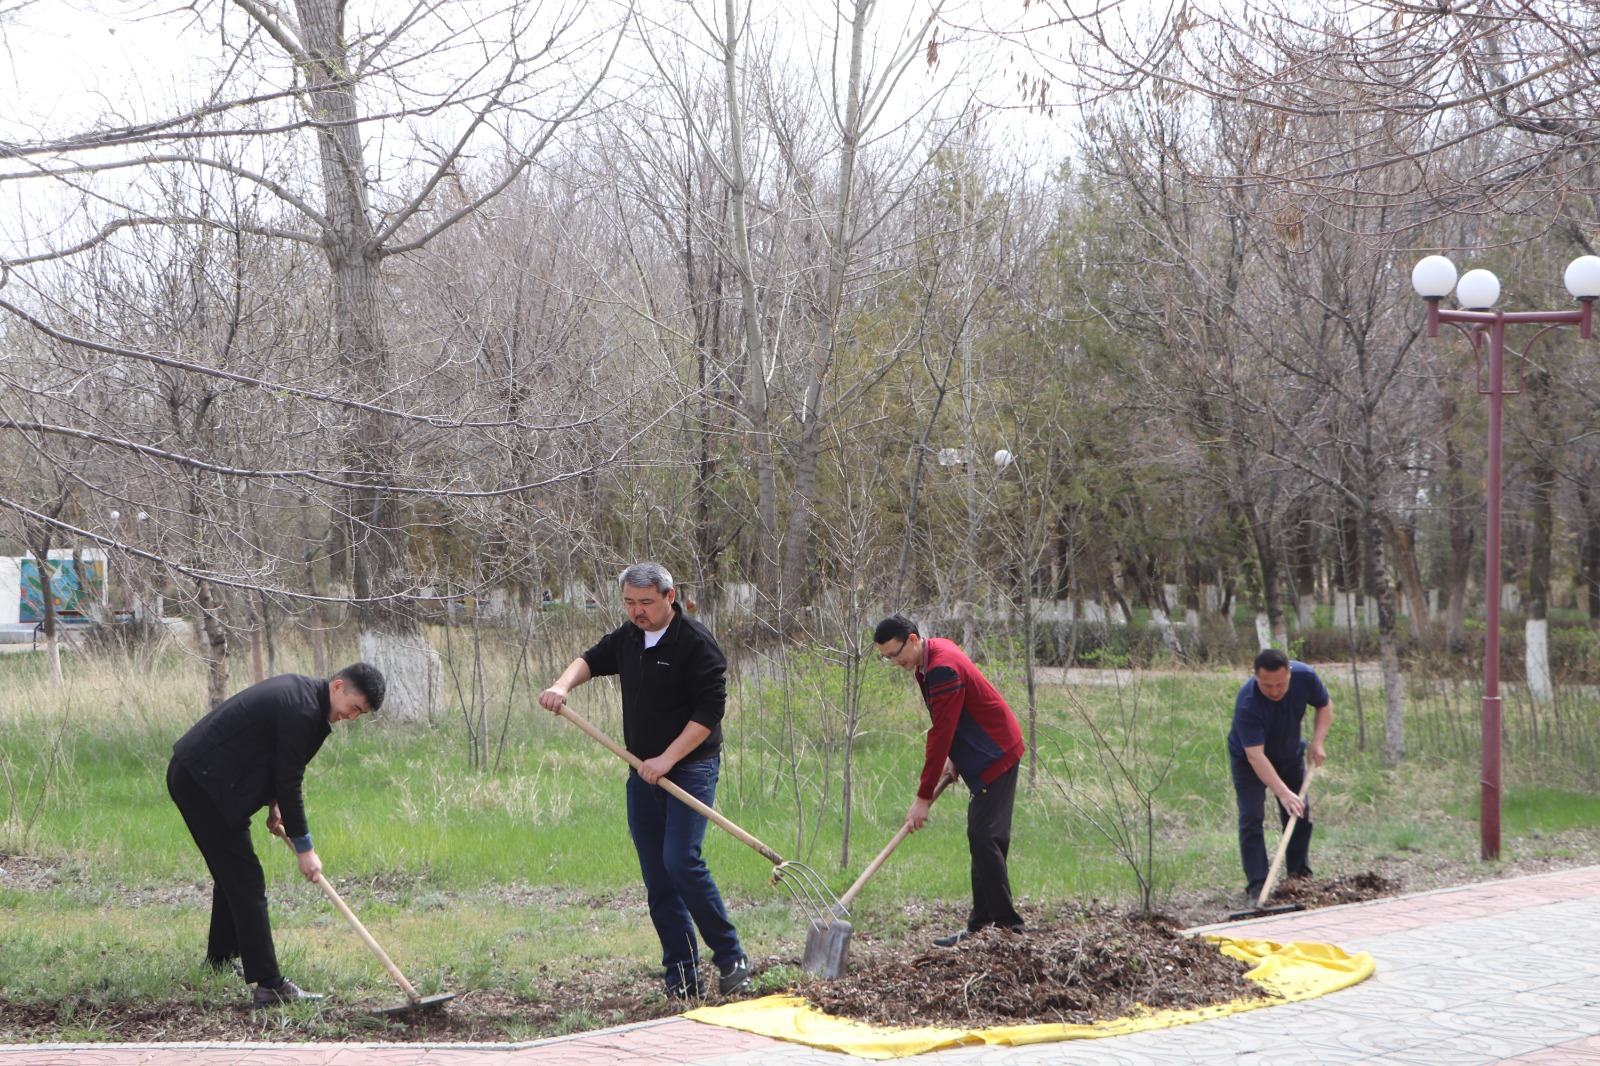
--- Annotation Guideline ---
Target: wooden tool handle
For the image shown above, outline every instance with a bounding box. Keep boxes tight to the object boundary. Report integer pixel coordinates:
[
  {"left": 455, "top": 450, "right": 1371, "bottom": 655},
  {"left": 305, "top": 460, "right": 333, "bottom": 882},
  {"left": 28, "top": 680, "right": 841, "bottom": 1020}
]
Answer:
[
  {"left": 837, "top": 772, "right": 957, "bottom": 911},
  {"left": 555, "top": 702, "right": 785, "bottom": 866},
  {"left": 279, "top": 836, "right": 419, "bottom": 1003},
  {"left": 314, "top": 873, "right": 420, "bottom": 1002},
  {"left": 1258, "top": 764, "right": 1316, "bottom": 907}
]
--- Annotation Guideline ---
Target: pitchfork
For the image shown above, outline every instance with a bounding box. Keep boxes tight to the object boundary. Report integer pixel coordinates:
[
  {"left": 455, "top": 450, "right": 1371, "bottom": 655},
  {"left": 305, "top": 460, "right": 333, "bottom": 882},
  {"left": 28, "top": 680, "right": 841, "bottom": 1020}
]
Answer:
[{"left": 551, "top": 703, "right": 840, "bottom": 933}]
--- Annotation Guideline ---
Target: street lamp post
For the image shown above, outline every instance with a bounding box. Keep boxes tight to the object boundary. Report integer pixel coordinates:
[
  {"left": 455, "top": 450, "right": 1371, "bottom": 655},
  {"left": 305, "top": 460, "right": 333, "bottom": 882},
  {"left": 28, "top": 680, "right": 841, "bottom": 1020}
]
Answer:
[{"left": 1411, "top": 253, "right": 1600, "bottom": 861}]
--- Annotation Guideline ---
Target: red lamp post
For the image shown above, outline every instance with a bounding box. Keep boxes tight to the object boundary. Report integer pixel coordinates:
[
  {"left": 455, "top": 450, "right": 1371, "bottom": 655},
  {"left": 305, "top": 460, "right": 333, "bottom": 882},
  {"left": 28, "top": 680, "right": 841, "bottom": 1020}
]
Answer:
[{"left": 1411, "top": 254, "right": 1600, "bottom": 861}]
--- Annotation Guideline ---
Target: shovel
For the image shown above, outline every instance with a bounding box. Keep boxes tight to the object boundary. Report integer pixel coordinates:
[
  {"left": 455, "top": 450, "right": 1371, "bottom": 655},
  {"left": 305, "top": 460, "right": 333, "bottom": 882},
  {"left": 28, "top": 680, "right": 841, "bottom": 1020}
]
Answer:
[
  {"left": 279, "top": 835, "right": 456, "bottom": 1015},
  {"left": 801, "top": 771, "right": 957, "bottom": 978},
  {"left": 1227, "top": 764, "right": 1316, "bottom": 922}
]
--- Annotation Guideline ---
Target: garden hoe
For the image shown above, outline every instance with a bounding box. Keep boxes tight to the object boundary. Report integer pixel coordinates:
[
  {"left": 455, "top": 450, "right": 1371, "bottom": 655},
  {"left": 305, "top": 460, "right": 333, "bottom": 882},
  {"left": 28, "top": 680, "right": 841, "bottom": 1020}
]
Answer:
[
  {"left": 280, "top": 836, "right": 456, "bottom": 1016},
  {"left": 1228, "top": 764, "right": 1316, "bottom": 922},
  {"left": 801, "top": 771, "right": 957, "bottom": 979},
  {"left": 551, "top": 701, "right": 841, "bottom": 930}
]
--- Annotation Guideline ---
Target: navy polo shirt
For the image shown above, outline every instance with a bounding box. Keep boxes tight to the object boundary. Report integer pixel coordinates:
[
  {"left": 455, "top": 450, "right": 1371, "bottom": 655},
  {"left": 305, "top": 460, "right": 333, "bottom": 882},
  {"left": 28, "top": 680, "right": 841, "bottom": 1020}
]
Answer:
[{"left": 1227, "top": 661, "right": 1329, "bottom": 763}]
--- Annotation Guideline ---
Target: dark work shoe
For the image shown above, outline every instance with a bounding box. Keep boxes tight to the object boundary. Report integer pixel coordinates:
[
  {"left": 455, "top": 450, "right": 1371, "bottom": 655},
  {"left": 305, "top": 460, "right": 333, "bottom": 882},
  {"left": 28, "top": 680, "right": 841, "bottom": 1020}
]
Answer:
[
  {"left": 1245, "top": 882, "right": 1265, "bottom": 903},
  {"left": 664, "top": 978, "right": 705, "bottom": 1001},
  {"left": 932, "top": 930, "right": 971, "bottom": 948},
  {"left": 717, "top": 954, "right": 752, "bottom": 995},
  {"left": 251, "top": 977, "right": 324, "bottom": 1008}
]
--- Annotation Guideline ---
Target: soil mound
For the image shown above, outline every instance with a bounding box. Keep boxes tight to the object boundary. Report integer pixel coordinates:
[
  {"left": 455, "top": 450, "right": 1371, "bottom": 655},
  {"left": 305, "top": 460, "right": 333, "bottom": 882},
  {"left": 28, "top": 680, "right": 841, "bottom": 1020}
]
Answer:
[
  {"left": 801, "top": 912, "right": 1264, "bottom": 1029},
  {"left": 1269, "top": 871, "right": 1402, "bottom": 909}
]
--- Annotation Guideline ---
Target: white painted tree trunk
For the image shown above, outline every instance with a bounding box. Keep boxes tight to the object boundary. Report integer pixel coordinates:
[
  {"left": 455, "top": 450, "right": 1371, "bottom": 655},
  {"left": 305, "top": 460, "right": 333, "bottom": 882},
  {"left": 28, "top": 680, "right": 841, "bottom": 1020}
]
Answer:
[
  {"left": 1525, "top": 617, "right": 1553, "bottom": 703},
  {"left": 1148, "top": 607, "right": 1183, "bottom": 653},
  {"left": 360, "top": 632, "right": 442, "bottom": 723},
  {"left": 1297, "top": 593, "right": 1316, "bottom": 630},
  {"left": 1333, "top": 591, "right": 1356, "bottom": 629},
  {"left": 45, "top": 631, "right": 63, "bottom": 685},
  {"left": 1255, "top": 612, "right": 1273, "bottom": 650}
]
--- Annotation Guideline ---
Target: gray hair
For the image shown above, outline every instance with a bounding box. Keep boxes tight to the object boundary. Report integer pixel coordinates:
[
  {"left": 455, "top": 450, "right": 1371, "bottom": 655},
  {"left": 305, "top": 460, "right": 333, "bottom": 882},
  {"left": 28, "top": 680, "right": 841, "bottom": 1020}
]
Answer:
[{"left": 619, "top": 562, "right": 674, "bottom": 595}]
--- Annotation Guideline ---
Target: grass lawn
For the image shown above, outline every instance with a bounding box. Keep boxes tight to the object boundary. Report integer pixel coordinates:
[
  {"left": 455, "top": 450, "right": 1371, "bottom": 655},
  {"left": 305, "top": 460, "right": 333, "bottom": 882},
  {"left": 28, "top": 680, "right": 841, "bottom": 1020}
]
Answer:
[{"left": 2, "top": 630, "right": 1597, "bottom": 1041}]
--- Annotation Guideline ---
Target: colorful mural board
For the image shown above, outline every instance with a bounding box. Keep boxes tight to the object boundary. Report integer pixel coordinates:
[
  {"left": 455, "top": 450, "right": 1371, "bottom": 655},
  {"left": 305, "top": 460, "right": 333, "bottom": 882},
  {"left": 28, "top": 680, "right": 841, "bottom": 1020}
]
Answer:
[{"left": 19, "top": 557, "right": 105, "bottom": 623}]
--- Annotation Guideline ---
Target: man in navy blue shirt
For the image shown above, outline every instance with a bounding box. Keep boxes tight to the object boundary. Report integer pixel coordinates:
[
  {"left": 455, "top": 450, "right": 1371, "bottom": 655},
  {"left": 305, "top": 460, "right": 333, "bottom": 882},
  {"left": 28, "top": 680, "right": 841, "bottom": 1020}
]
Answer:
[{"left": 1227, "top": 648, "right": 1333, "bottom": 901}]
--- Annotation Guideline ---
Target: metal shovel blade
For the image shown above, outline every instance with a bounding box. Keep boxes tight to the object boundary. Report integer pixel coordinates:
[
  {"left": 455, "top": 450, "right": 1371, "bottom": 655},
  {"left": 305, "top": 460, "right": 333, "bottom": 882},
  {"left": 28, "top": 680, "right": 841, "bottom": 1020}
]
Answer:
[
  {"left": 374, "top": 991, "right": 456, "bottom": 1017},
  {"left": 801, "top": 917, "right": 828, "bottom": 974},
  {"left": 801, "top": 916, "right": 854, "bottom": 979}
]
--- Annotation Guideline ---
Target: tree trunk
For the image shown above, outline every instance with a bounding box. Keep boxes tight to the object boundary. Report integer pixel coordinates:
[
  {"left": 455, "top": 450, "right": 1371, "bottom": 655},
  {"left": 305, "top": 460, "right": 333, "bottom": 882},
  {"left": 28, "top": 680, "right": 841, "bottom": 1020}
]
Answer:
[
  {"left": 248, "top": 588, "right": 267, "bottom": 684},
  {"left": 305, "top": 545, "right": 328, "bottom": 678},
  {"left": 29, "top": 548, "right": 63, "bottom": 687},
  {"left": 1241, "top": 500, "right": 1287, "bottom": 647},
  {"left": 1441, "top": 395, "right": 1476, "bottom": 650},
  {"left": 1526, "top": 450, "right": 1556, "bottom": 702},
  {"left": 1288, "top": 504, "right": 1318, "bottom": 631},
  {"left": 1386, "top": 516, "right": 1432, "bottom": 646},
  {"left": 1579, "top": 479, "right": 1600, "bottom": 631},
  {"left": 1362, "top": 504, "right": 1404, "bottom": 766},
  {"left": 779, "top": 0, "right": 871, "bottom": 617},
  {"left": 718, "top": 0, "right": 781, "bottom": 611},
  {"left": 297, "top": 0, "right": 436, "bottom": 718},
  {"left": 195, "top": 578, "right": 230, "bottom": 708}
]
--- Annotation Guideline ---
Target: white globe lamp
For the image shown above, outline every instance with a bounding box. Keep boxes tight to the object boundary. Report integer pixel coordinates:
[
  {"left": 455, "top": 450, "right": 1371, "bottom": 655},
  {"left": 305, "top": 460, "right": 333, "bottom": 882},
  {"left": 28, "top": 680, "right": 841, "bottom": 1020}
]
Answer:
[
  {"left": 1411, "top": 255, "right": 1457, "bottom": 300},
  {"left": 1455, "top": 269, "right": 1501, "bottom": 310}
]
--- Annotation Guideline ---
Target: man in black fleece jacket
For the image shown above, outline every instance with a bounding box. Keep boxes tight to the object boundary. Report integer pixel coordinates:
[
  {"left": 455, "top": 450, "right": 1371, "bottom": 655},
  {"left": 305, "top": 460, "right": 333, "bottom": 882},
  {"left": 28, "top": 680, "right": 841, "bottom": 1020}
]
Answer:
[
  {"left": 168, "top": 662, "right": 385, "bottom": 1008},
  {"left": 538, "top": 562, "right": 751, "bottom": 1000}
]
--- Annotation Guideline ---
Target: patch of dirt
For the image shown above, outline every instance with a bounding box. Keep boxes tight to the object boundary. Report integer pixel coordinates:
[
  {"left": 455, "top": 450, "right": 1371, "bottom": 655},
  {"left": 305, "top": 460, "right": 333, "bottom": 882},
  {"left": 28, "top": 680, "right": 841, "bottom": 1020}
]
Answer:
[
  {"left": 0, "top": 915, "right": 1264, "bottom": 1043},
  {"left": 0, "top": 851, "right": 1585, "bottom": 1044},
  {"left": 0, "top": 975, "right": 682, "bottom": 1044},
  {"left": 1265, "top": 872, "right": 1401, "bottom": 910},
  {"left": 802, "top": 912, "right": 1263, "bottom": 1030},
  {"left": 1161, "top": 869, "right": 1410, "bottom": 927}
]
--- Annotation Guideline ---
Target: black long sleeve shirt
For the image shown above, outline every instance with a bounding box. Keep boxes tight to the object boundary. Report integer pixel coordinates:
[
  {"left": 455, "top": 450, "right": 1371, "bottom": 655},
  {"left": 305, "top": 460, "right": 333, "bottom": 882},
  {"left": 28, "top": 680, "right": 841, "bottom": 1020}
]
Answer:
[{"left": 581, "top": 603, "right": 726, "bottom": 763}]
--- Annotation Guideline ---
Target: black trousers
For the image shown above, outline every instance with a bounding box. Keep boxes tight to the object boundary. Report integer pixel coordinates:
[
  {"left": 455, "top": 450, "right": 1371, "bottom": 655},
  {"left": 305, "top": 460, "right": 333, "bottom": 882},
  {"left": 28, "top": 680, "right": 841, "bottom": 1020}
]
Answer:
[
  {"left": 966, "top": 763, "right": 1023, "bottom": 932},
  {"left": 166, "top": 758, "right": 281, "bottom": 986},
  {"left": 1230, "top": 752, "right": 1313, "bottom": 891}
]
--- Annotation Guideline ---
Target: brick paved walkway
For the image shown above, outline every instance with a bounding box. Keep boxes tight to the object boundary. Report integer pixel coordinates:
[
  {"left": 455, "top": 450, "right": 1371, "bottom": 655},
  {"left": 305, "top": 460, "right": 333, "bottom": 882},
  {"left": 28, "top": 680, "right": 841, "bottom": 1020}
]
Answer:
[{"left": 5, "top": 865, "right": 1600, "bottom": 1064}]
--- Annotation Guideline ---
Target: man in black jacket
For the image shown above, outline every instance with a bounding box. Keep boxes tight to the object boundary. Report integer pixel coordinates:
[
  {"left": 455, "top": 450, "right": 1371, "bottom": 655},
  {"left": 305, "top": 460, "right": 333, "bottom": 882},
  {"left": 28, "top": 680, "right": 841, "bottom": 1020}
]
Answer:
[
  {"left": 538, "top": 563, "right": 751, "bottom": 1000},
  {"left": 168, "top": 662, "right": 385, "bottom": 1007}
]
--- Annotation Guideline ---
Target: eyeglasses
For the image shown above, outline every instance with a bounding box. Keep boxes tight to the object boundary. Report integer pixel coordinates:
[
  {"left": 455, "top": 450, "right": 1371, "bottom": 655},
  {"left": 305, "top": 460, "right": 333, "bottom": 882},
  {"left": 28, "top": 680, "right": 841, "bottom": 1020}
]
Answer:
[{"left": 880, "top": 638, "right": 908, "bottom": 663}]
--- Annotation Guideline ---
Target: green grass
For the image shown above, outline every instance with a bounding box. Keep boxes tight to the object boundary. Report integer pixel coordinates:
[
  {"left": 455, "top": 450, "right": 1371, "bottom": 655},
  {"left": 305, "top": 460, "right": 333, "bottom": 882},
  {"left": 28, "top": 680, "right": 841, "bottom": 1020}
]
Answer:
[{"left": 3, "top": 632, "right": 1600, "bottom": 1029}]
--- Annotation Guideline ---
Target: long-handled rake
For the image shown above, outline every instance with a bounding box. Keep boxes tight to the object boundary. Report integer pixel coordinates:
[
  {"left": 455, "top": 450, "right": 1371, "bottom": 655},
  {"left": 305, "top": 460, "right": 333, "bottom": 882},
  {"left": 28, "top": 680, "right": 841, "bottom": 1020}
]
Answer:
[
  {"left": 1228, "top": 764, "right": 1317, "bottom": 922},
  {"left": 552, "top": 702, "right": 840, "bottom": 938},
  {"left": 800, "top": 771, "right": 956, "bottom": 978},
  {"left": 277, "top": 836, "right": 455, "bottom": 1015}
]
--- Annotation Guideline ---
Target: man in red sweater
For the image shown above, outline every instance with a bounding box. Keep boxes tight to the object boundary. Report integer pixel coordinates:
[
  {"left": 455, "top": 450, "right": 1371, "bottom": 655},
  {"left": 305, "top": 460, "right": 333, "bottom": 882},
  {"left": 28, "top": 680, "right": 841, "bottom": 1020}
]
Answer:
[{"left": 874, "top": 614, "right": 1026, "bottom": 946}]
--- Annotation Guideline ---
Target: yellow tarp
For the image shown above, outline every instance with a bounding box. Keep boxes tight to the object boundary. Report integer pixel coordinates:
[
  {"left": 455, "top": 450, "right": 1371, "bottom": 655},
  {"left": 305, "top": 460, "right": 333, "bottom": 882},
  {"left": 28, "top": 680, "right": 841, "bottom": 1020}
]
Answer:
[{"left": 684, "top": 936, "right": 1375, "bottom": 1060}]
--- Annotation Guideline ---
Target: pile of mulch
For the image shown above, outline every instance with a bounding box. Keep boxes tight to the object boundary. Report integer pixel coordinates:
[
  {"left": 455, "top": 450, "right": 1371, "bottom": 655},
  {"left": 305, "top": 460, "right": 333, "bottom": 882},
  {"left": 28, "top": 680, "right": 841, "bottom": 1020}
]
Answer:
[
  {"left": 800, "top": 912, "right": 1266, "bottom": 1030},
  {"left": 1267, "top": 872, "right": 1401, "bottom": 909}
]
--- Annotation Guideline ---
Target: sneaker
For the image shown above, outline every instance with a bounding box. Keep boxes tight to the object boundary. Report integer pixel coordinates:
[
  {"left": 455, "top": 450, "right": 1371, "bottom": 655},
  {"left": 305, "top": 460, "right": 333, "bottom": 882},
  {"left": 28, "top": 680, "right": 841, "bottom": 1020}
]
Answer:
[
  {"left": 251, "top": 977, "right": 324, "bottom": 1008},
  {"left": 932, "top": 930, "right": 971, "bottom": 948},
  {"left": 664, "top": 978, "right": 705, "bottom": 1001},
  {"left": 1245, "top": 882, "right": 1265, "bottom": 903},
  {"left": 717, "top": 955, "right": 752, "bottom": 995}
]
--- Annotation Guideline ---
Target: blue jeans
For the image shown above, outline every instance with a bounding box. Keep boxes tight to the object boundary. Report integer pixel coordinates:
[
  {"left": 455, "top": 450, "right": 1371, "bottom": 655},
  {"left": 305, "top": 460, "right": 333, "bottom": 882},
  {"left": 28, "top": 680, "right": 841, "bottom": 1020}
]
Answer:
[
  {"left": 625, "top": 755, "right": 743, "bottom": 988},
  {"left": 1230, "top": 747, "right": 1313, "bottom": 891}
]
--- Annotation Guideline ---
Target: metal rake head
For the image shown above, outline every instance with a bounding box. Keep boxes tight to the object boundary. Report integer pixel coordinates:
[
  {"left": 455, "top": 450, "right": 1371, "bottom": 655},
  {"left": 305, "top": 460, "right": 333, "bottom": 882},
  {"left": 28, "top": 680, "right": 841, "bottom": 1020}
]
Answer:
[{"left": 771, "top": 860, "right": 844, "bottom": 925}]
